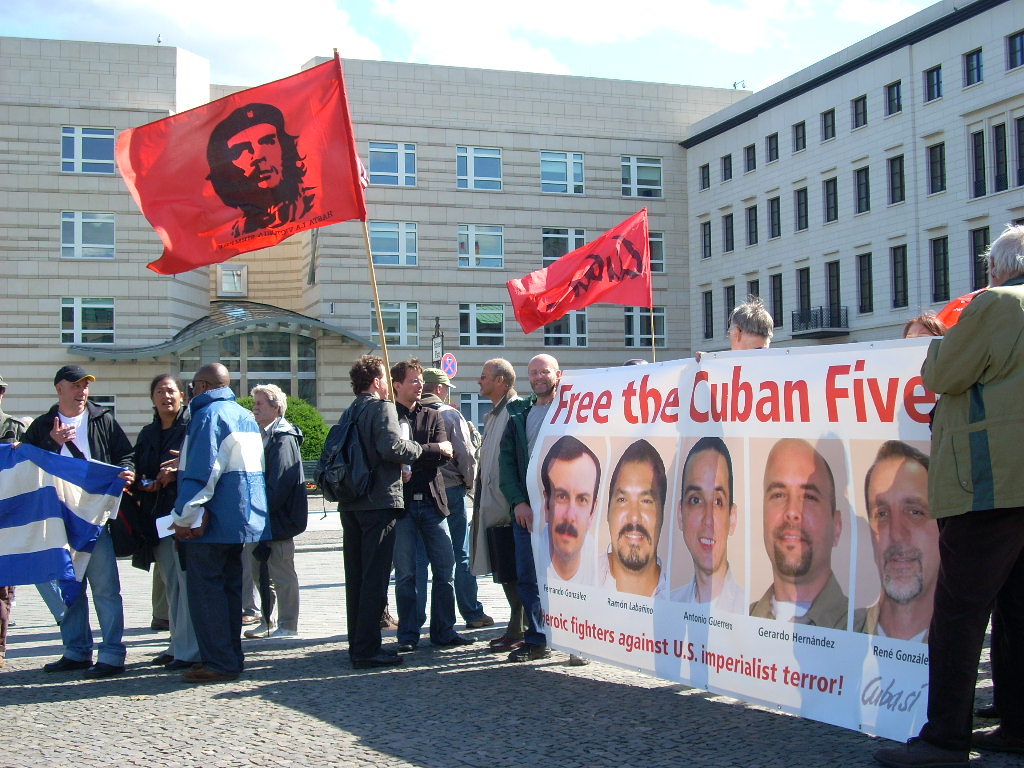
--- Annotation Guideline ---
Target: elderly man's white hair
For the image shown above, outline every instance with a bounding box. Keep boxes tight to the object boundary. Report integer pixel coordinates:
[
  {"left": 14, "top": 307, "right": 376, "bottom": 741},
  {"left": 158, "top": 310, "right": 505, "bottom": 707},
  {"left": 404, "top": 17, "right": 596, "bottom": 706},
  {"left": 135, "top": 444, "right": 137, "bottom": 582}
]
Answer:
[
  {"left": 250, "top": 383, "right": 287, "bottom": 417},
  {"left": 987, "top": 224, "right": 1024, "bottom": 286}
]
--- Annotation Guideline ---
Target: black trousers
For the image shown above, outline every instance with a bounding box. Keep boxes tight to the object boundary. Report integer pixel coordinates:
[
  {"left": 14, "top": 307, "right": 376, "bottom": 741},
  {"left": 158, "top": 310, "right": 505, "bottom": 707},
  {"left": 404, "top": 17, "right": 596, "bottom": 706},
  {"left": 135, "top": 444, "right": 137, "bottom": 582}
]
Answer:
[
  {"left": 920, "top": 507, "right": 1024, "bottom": 750},
  {"left": 341, "top": 508, "right": 398, "bottom": 660}
]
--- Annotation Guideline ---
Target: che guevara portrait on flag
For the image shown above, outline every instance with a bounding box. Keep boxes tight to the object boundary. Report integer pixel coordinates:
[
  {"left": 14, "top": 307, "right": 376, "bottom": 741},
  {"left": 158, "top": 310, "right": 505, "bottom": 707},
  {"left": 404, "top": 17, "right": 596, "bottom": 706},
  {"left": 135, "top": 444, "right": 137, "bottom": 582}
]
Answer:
[{"left": 206, "top": 103, "right": 316, "bottom": 237}]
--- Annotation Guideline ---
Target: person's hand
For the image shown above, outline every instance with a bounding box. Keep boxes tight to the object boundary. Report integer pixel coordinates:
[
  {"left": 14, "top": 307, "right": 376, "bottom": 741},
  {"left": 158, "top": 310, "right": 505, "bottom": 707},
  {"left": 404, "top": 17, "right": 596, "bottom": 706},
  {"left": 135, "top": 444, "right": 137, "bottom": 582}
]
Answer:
[
  {"left": 160, "top": 450, "right": 180, "bottom": 472},
  {"left": 437, "top": 440, "right": 453, "bottom": 459},
  {"left": 154, "top": 465, "right": 177, "bottom": 489},
  {"left": 49, "top": 417, "right": 75, "bottom": 447},
  {"left": 137, "top": 475, "right": 159, "bottom": 493},
  {"left": 514, "top": 502, "right": 533, "bottom": 532},
  {"left": 118, "top": 469, "right": 135, "bottom": 490},
  {"left": 694, "top": 350, "right": 704, "bottom": 363}
]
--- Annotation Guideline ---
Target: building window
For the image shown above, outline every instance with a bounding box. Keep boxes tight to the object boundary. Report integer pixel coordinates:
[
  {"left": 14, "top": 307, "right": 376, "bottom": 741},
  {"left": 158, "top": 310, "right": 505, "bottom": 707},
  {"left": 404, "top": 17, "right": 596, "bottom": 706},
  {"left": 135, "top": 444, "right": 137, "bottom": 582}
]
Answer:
[
  {"left": 649, "top": 231, "right": 666, "bottom": 273},
  {"left": 887, "top": 155, "right": 905, "bottom": 205},
  {"left": 993, "top": 123, "right": 1009, "bottom": 192},
  {"left": 544, "top": 309, "right": 588, "bottom": 347},
  {"left": 766, "top": 133, "right": 779, "bottom": 163},
  {"left": 963, "top": 48, "right": 983, "bottom": 86},
  {"left": 826, "top": 260, "right": 841, "bottom": 316},
  {"left": 970, "top": 227, "right": 990, "bottom": 290},
  {"left": 971, "top": 130, "right": 986, "bottom": 198},
  {"left": 857, "top": 253, "right": 873, "bottom": 314},
  {"left": 540, "top": 151, "right": 584, "bottom": 195},
  {"left": 744, "top": 144, "right": 756, "bottom": 172},
  {"left": 747, "top": 278, "right": 760, "bottom": 298},
  {"left": 542, "top": 227, "right": 586, "bottom": 266},
  {"left": 60, "top": 211, "right": 114, "bottom": 259},
  {"left": 927, "top": 143, "right": 947, "bottom": 194},
  {"left": 624, "top": 306, "right": 666, "bottom": 348},
  {"left": 61, "top": 297, "right": 113, "bottom": 344},
  {"left": 891, "top": 245, "right": 909, "bottom": 308},
  {"left": 823, "top": 177, "right": 839, "bottom": 223},
  {"left": 61, "top": 126, "right": 115, "bottom": 174},
  {"left": 821, "top": 108, "right": 836, "bottom": 141},
  {"left": 1017, "top": 118, "right": 1024, "bottom": 187},
  {"left": 721, "top": 154, "right": 733, "bottom": 181},
  {"left": 768, "top": 197, "right": 781, "bottom": 239},
  {"left": 702, "top": 292, "right": 714, "bottom": 340},
  {"left": 621, "top": 156, "right": 662, "bottom": 197},
  {"left": 206, "top": 332, "right": 318, "bottom": 404},
  {"left": 1009, "top": 30, "right": 1024, "bottom": 70},
  {"left": 722, "top": 214, "right": 734, "bottom": 253},
  {"left": 458, "top": 224, "right": 503, "bottom": 268},
  {"left": 370, "top": 221, "right": 418, "bottom": 266},
  {"left": 700, "top": 221, "right": 712, "bottom": 259},
  {"left": 745, "top": 205, "right": 758, "bottom": 246},
  {"left": 459, "top": 303, "right": 504, "bottom": 346},
  {"left": 459, "top": 393, "right": 492, "bottom": 429},
  {"left": 925, "top": 65, "right": 942, "bottom": 101},
  {"left": 931, "top": 236, "right": 950, "bottom": 303},
  {"left": 794, "top": 188, "right": 808, "bottom": 231},
  {"left": 796, "top": 267, "right": 811, "bottom": 314},
  {"left": 457, "top": 146, "right": 502, "bottom": 190},
  {"left": 793, "top": 121, "right": 806, "bottom": 152},
  {"left": 723, "top": 285, "right": 736, "bottom": 333},
  {"left": 216, "top": 264, "right": 248, "bottom": 297},
  {"left": 885, "top": 81, "right": 903, "bottom": 115},
  {"left": 699, "top": 163, "right": 711, "bottom": 190},
  {"left": 770, "top": 273, "right": 783, "bottom": 328},
  {"left": 368, "top": 141, "right": 416, "bottom": 186},
  {"left": 851, "top": 95, "right": 868, "bottom": 129},
  {"left": 855, "top": 167, "right": 871, "bottom": 213},
  {"left": 371, "top": 301, "right": 419, "bottom": 347}
]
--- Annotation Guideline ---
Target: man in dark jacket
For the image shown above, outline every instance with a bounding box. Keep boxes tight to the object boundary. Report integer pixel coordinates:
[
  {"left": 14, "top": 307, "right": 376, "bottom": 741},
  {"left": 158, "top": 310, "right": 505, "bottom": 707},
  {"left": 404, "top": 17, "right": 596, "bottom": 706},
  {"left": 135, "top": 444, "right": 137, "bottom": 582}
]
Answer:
[
  {"left": 339, "top": 355, "right": 425, "bottom": 669},
  {"left": 390, "top": 359, "right": 470, "bottom": 652},
  {"left": 22, "top": 365, "right": 134, "bottom": 679}
]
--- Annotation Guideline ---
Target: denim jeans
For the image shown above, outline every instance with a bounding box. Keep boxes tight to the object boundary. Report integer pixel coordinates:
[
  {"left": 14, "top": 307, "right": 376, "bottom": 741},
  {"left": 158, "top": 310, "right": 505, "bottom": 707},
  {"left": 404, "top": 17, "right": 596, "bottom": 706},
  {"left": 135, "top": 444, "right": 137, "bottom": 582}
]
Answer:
[
  {"left": 415, "top": 486, "right": 486, "bottom": 625},
  {"left": 512, "top": 520, "right": 545, "bottom": 647},
  {"left": 35, "top": 579, "right": 66, "bottom": 624},
  {"left": 184, "top": 541, "right": 244, "bottom": 676},
  {"left": 394, "top": 498, "right": 457, "bottom": 645},
  {"left": 60, "top": 525, "right": 126, "bottom": 666}
]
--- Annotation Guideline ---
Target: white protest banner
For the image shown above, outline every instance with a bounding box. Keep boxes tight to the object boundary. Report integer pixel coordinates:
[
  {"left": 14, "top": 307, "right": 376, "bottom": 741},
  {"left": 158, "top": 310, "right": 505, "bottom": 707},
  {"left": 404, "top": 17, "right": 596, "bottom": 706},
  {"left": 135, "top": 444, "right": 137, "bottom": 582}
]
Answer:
[{"left": 528, "top": 339, "right": 935, "bottom": 741}]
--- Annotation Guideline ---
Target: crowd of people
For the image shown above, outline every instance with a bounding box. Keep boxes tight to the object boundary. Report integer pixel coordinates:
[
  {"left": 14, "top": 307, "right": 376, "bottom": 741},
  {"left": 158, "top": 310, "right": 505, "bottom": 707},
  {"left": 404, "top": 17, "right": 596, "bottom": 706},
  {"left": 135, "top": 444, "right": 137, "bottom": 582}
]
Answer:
[{"left": 2, "top": 225, "right": 1023, "bottom": 767}]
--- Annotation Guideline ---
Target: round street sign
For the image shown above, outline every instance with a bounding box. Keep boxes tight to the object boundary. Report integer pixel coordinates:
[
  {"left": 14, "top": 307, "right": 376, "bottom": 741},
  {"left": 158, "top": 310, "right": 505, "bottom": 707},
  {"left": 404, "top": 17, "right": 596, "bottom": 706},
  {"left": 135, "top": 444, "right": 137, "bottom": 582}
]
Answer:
[{"left": 441, "top": 353, "right": 458, "bottom": 378}]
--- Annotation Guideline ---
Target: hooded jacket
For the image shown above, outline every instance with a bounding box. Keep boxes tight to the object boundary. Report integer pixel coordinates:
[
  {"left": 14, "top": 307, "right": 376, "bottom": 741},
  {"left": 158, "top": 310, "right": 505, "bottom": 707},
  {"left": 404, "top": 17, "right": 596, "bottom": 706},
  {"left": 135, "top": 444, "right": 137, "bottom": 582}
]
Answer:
[{"left": 263, "top": 416, "right": 308, "bottom": 540}]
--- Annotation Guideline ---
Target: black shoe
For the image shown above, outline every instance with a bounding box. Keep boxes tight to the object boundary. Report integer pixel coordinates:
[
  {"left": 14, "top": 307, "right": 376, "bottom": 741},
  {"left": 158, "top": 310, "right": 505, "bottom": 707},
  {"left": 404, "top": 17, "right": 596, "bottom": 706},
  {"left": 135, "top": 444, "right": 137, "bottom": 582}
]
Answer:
[
  {"left": 873, "top": 737, "right": 969, "bottom": 768},
  {"left": 84, "top": 662, "right": 125, "bottom": 679},
  {"left": 150, "top": 618, "right": 170, "bottom": 631},
  {"left": 975, "top": 704, "right": 1000, "bottom": 718},
  {"left": 432, "top": 635, "right": 475, "bottom": 647},
  {"left": 396, "top": 642, "right": 417, "bottom": 653},
  {"left": 164, "top": 659, "right": 195, "bottom": 670},
  {"left": 43, "top": 656, "right": 91, "bottom": 673},
  {"left": 352, "top": 654, "right": 404, "bottom": 669},
  {"left": 506, "top": 644, "right": 551, "bottom": 663},
  {"left": 152, "top": 653, "right": 174, "bottom": 666},
  {"left": 973, "top": 727, "right": 1024, "bottom": 754}
]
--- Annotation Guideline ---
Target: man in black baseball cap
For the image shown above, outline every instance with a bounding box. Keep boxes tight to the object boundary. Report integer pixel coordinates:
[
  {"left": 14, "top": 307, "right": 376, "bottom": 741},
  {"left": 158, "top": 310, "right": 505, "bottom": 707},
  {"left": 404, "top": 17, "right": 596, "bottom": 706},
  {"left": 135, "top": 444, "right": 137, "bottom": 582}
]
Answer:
[{"left": 22, "top": 364, "right": 134, "bottom": 679}]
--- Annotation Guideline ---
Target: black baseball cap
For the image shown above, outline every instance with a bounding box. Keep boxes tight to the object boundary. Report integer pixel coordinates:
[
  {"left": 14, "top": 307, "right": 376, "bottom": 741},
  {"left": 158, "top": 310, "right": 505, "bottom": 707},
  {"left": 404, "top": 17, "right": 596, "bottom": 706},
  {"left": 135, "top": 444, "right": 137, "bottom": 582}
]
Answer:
[{"left": 54, "top": 365, "right": 96, "bottom": 385}]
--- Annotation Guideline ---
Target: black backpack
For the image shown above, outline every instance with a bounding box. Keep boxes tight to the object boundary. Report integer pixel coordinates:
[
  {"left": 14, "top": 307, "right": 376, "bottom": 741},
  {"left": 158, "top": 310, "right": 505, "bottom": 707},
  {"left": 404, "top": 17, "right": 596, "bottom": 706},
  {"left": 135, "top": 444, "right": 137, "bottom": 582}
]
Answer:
[{"left": 315, "top": 400, "right": 374, "bottom": 504}]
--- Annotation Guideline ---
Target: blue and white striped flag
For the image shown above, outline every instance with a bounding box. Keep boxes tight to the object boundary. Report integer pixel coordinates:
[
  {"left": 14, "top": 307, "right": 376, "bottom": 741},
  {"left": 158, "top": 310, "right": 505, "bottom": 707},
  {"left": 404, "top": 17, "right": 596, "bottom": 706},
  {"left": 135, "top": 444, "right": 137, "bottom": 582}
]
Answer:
[{"left": 0, "top": 443, "right": 125, "bottom": 604}]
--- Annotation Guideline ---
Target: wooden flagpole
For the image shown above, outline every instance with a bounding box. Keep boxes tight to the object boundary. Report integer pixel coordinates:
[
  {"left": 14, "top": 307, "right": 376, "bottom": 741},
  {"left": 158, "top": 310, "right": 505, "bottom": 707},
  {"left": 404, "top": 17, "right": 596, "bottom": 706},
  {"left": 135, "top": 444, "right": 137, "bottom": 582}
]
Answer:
[{"left": 362, "top": 219, "right": 393, "bottom": 394}]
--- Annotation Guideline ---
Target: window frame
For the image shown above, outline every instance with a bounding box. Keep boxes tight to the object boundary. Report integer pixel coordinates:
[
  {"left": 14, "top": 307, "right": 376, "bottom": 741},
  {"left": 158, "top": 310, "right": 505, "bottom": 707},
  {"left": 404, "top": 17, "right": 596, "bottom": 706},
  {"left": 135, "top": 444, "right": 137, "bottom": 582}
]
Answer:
[
  {"left": 970, "top": 227, "right": 990, "bottom": 291},
  {"left": 887, "top": 155, "right": 906, "bottom": 205},
  {"left": 217, "top": 264, "right": 248, "bottom": 298},
  {"left": 60, "top": 126, "right": 116, "bottom": 174},
  {"left": 371, "top": 300, "right": 419, "bottom": 347},
  {"left": 723, "top": 285, "right": 736, "bottom": 333},
  {"left": 702, "top": 292, "right": 714, "bottom": 340},
  {"left": 624, "top": 306, "right": 666, "bottom": 348},
  {"left": 699, "top": 163, "right": 711, "bottom": 190},
  {"left": 621, "top": 155, "right": 663, "bottom": 198},
  {"left": 770, "top": 273, "right": 783, "bottom": 328},
  {"left": 368, "top": 141, "right": 416, "bottom": 187},
  {"left": 1008, "top": 30, "right": 1024, "bottom": 70},
  {"left": 745, "top": 205, "right": 758, "bottom": 246},
  {"left": 744, "top": 144, "right": 756, "bottom": 173},
  {"left": 60, "top": 211, "right": 115, "bottom": 259},
  {"left": 930, "top": 236, "right": 950, "bottom": 303},
  {"left": 458, "top": 224, "right": 504, "bottom": 268},
  {"left": 459, "top": 303, "right": 505, "bottom": 346},
  {"left": 925, "top": 65, "right": 943, "bottom": 101},
  {"left": 927, "top": 142, "right": 947, "bottom": 194},
  {"left": 855, "top": 166, "right": 871, "bottom": 214},
  {"left": 793, "top": 121, "right": 806, "bottom": 153},
  {"left": 891, "top": 245, "right": 909, "bottom": 309},
  {"left": 369, "top": 220, "right": 418, "bottom": 266},
  {"left": 963, "top": 48, "right": 983, "bottom": 87},
  {"left": 721, "top": 154, "right": 733, "bottom": 182},
  {"left": 722, "top": 213, "right": 735, "bottom": 253},
  {"left": 971, "top": 130, "right": 987, "bottom": 198},
  {"left": 542, "top": 227, "right": 586, "bottom": 267},
  {"left": 543, "top": 309, "right": 588, "bottom": 348},
  {"left": 700, "top": 220, "right": 712, "bottom": 259},
  {"left": 885, "top": 81, "right": 903, "bottom": 116},
  {"left": 768, "top": 196, "right": 781, "bottom": 239},
  {"left": 823, "top": 177, "right": 839, "bottom": 223},
  {"left": 61, "top": 297, "right": 114, "bottom": 345},
  {"left": 821, "top": 108, "right": 836, "bottom": 141},
  {"left": 766, "top": 133, "right": 779, "bottom": 163},
  {"left": 851, "top": 95, "right": 868, "bottom": 129},
  {"left": 457, "top": 146, "right": 503, "bottom": 191},
  {"left": 649, "top": 231, "right": 666, "bottom": 274},
  {"left": 540, "top": 151, "right": 584, "bottom": 195},
  {"left": 857, "top": 253, "right": 874, "bottom": 314},
  {"left": 794, "top": 187, "right": 809, "bottom": 232}
]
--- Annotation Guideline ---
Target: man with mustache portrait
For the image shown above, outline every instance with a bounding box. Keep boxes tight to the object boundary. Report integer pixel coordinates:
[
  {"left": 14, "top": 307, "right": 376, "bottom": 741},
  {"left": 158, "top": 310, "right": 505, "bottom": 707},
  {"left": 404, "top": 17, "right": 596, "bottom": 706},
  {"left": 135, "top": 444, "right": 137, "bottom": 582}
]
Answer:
[
  {"left": 598, "top": 439, "right": 668, "bottom": 597},
  {"left": 854, "top": 441, "right": 938, "bottom": 642},
  {"left": 542, "top": 436, "right": 601, "bottom": 584},
  {"left": 750, "top": 438, "right": 848, "bottom": 628}
]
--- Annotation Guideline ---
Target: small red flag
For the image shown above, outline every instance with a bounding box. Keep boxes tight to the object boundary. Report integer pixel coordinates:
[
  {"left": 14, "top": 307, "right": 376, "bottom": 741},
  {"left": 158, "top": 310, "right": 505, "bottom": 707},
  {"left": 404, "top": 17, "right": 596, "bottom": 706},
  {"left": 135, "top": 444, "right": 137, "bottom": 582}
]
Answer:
[
  {"left": 936, "top": 288, "right": 985, "bottom": 327},
  {"left": 506, "top": 209, "right": 652, "bottom": 334},
  {"left": 117, "top": 54, "right": 366, "bottom": 275}
]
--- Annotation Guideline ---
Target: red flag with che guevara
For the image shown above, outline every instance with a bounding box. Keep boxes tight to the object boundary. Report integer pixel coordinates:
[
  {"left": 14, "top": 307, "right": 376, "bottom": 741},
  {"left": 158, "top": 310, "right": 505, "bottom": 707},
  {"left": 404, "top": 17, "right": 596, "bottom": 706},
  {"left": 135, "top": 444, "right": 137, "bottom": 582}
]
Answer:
[
  {"left": 116, "top": 53, "right": 366, "bottom": 275},
  {"left": 506, "top": 209, "right": 652, "bottom": 334}
]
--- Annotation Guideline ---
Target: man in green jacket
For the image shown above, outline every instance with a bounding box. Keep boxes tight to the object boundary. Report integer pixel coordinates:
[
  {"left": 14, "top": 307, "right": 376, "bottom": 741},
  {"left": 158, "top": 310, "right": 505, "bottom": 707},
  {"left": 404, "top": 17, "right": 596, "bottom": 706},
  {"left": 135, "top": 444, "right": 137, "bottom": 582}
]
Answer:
[{"left": 875, "top": 224, "right": 1024, "bottom": 768}]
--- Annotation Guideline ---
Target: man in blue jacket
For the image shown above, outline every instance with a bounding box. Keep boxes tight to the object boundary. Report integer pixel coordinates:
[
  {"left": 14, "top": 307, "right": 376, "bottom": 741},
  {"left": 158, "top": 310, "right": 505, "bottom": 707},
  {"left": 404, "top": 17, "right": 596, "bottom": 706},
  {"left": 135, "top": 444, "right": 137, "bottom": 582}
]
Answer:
[{"left": 172, "top": 363, "right": 268, "bottom": 683}]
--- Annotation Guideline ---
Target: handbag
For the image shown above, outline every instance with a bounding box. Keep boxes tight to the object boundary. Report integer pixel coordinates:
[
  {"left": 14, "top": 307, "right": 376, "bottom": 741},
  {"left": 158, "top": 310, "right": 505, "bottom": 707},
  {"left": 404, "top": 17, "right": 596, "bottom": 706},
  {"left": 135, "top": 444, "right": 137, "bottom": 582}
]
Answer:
[{"left": 486, "top": 524, "right": 518, "bottom": 584}]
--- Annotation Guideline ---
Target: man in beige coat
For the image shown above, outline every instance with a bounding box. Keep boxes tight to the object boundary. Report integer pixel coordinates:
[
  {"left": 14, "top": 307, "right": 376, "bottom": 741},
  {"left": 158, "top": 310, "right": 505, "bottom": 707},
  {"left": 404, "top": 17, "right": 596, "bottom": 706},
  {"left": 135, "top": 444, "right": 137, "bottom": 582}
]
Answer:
[{"left": 469, "top": 358, "right": 525, "bottom": 653}]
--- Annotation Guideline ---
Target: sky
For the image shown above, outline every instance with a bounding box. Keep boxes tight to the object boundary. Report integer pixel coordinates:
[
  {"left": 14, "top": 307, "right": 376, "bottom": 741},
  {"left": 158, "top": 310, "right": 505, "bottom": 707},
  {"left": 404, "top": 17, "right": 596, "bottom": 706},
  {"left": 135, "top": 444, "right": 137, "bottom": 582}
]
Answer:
[{"left": 1, "top": 0, "right": 935, "bottom": 92}]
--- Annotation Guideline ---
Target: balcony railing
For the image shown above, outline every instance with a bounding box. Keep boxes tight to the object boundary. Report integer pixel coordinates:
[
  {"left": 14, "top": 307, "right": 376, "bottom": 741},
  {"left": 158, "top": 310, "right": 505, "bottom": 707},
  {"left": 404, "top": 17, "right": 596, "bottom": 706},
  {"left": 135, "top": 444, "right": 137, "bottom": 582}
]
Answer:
[{"left": 791, "top": 305, "right": 849, "bottom": 338}]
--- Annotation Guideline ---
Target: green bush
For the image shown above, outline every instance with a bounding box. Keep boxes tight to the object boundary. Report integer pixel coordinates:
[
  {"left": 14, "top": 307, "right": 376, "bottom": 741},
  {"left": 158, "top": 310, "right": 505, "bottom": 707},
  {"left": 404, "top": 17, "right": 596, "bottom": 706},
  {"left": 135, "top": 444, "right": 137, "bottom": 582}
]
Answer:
[{"left": 237, "top": 395, "right": 328, "bottom": 461}]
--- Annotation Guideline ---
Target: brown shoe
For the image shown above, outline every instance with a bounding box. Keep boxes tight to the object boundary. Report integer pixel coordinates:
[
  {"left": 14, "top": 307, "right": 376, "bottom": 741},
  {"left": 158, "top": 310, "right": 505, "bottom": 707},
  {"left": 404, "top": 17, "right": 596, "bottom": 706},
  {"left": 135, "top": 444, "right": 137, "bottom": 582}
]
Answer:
[
  {"left": 488, "top": 635, "right": 524, "bottom": 653},
  {"left": 240, "top": 614, "right": 261, "bottom": 626},
  {"left": 973, "top": 727, "right": 1024, "bottom": 754},
  {"left": 380, "top": 610, "right": 399, "bottom": 630},
  {"left": 182, "top": 665, "right": 238, "bottom": 684}
]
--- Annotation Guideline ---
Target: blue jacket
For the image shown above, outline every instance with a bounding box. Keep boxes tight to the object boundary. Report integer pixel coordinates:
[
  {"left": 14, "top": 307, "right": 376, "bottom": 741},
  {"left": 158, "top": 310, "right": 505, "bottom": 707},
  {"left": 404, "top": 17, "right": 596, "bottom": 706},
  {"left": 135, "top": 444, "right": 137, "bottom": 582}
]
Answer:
[{"left": 173, "top": 386, "right": 268, "bottom": 543}]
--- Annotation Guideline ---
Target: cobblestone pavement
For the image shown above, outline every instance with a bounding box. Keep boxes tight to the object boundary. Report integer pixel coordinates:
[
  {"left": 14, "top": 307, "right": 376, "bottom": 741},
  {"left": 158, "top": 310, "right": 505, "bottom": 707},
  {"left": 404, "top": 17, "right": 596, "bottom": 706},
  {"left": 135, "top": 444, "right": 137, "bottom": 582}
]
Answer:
[{"left": 1, "top": 503, "right": 1008, "bottom": 768}]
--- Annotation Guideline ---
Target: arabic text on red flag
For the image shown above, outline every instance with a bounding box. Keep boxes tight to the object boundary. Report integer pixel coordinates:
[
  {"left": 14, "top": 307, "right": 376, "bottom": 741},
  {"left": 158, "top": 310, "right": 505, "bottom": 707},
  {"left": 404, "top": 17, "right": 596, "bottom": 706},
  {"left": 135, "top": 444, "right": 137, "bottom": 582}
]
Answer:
[
  {"left": 506, "top": 209, "right": 652, "bottom": 334},
  {"left": 116, "top": 54, "right": 366, "bottom": 275}
]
